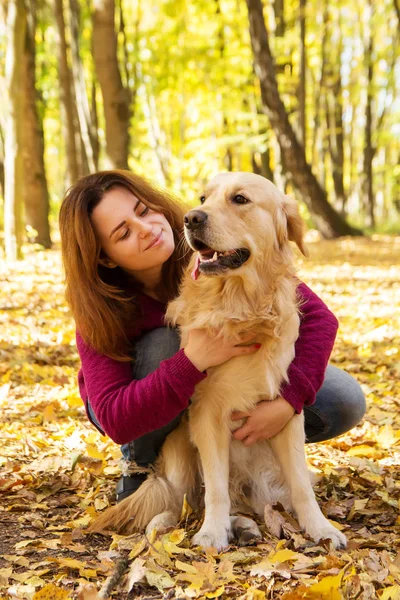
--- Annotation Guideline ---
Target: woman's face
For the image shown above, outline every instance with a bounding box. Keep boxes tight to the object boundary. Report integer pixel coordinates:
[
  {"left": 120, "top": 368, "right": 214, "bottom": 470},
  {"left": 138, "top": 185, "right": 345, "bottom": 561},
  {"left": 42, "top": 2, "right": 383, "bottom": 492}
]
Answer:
[{"left": 91, "top": 186, "right": 175, "bottom": 278}]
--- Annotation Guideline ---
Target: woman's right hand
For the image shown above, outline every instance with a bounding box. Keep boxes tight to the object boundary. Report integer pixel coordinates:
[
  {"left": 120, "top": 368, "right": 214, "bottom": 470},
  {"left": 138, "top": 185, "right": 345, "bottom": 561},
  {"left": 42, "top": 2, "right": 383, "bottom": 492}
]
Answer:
[{"left": 183, "top": 328, "right": 261, "bottom": 373}]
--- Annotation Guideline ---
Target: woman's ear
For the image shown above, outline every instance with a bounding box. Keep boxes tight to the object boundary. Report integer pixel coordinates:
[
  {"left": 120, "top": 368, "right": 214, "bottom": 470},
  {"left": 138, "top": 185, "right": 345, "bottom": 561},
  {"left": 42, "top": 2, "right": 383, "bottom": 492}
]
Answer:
[
  {"left": 279, "top": 196, "right": 309, "bottom": 257},
  {"left": 98, "top": 256, "right": 118, "bottom": 269}
]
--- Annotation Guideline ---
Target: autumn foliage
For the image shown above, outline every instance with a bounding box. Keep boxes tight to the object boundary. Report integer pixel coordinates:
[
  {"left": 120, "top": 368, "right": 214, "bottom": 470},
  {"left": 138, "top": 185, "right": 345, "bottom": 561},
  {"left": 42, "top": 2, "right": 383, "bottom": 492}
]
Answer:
[{"left": 0, "top": 236, "right": 400, "bottom": 599}]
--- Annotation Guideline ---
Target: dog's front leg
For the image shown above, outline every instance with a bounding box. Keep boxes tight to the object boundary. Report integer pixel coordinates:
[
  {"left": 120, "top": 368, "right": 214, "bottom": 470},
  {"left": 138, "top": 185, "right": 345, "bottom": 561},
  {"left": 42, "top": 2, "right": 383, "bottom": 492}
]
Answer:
[
  {"left": 189, "top": 408, "right": 232, "bottom": 550},
  {"left": 269, "top": 413, "right": 347, "bottom": 549}
]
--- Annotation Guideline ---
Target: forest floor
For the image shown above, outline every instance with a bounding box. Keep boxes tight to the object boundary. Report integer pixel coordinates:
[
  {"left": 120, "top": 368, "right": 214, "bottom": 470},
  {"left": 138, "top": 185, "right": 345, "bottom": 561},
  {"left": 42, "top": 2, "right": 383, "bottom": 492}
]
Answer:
[{"left": 0, "top": 236, "right": 400, "bottom": 600}]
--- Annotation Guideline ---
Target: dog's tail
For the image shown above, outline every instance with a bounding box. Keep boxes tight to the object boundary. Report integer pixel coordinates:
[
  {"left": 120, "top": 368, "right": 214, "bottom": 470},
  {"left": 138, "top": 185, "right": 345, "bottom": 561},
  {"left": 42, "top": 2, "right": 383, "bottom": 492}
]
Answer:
[{"left": 89, "top": 475, "right": 179, "bottom": 535}]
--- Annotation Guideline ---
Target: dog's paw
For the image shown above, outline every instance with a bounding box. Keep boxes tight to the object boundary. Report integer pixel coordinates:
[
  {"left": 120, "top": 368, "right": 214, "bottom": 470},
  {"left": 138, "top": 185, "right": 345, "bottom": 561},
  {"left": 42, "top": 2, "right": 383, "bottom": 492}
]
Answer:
[
  {"left": 231, "top": 515, "right": 262, "bottom": 547},
  {"left": 145, "top": 510, "right": 178, "bottom": 536},
  {"left": 305, "top": 521, "right": 347, "bottom": 549},
  {"left": 192, "top": 525, "right": 232, "bottom": 551}
]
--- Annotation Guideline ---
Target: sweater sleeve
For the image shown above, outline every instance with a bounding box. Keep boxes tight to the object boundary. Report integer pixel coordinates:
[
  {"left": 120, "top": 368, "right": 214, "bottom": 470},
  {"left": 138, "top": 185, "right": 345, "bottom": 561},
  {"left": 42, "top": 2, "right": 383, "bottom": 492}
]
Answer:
[
  {"left": 280, "top": 282, "right": 339, "bottom": 414},
  {"left": 77, "top": 333, "right": 206, "bottom": 445}
]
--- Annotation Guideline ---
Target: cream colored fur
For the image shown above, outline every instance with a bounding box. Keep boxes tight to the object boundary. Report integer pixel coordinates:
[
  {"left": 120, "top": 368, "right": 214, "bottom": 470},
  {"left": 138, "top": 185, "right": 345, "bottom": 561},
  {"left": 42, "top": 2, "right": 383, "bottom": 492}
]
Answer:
[{"left": 91, "top": 172, "right": 347, "bottom": 550}]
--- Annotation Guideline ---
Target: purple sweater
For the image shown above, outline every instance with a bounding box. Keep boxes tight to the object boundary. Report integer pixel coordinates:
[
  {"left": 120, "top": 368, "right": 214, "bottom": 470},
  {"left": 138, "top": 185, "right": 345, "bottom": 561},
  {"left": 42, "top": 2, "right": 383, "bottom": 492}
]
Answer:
[{"left": 77, "top": 282, "right": 338, "bottom": 445}]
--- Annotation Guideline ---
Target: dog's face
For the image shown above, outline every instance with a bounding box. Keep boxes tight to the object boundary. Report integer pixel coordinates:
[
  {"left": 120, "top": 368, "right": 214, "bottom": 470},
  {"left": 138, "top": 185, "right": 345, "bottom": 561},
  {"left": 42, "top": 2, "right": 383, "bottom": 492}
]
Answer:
[{"left": 185, "top": 172, "right": 307, "bottom": 278}]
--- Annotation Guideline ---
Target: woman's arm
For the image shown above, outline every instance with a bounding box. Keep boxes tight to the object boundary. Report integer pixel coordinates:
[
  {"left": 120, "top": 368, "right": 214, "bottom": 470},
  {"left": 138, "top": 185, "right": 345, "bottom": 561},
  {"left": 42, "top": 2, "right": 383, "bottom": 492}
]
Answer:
[
  {"left": 230, "top": 282, "right": 339, "bottom": 446},
  {"left": 77, "top": 333, "right": 206, "bottom": 445},
  {"left": 280, "top": 281, "right": 339, "bottom": 413}
]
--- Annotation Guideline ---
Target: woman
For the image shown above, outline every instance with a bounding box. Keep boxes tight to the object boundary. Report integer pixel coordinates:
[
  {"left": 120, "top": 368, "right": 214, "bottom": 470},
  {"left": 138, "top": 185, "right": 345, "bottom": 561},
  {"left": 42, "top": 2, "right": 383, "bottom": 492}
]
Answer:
[{"left": 59, "top": 170, "right": 366, "bottom": 502}]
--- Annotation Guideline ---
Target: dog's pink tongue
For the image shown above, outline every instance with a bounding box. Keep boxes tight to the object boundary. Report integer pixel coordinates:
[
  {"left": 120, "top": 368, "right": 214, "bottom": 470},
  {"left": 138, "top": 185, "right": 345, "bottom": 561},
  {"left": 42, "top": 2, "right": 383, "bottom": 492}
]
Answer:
[{"left": 191, "top": 254, "right": 200, "bottom": 281}]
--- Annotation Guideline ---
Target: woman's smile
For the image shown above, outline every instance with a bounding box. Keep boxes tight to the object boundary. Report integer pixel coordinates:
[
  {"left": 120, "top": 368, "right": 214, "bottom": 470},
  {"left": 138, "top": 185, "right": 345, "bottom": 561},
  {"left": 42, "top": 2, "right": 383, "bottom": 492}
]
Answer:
[{"left": 146, "top": 230, "right": 163, "bottom": 250}]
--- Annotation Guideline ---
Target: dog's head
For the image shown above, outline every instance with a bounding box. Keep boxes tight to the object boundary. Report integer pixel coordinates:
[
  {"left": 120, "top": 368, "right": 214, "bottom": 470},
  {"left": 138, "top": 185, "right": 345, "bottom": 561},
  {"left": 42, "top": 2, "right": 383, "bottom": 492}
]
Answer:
[{"left": 185, "top": 172, "right": 308, "bottom": 279}]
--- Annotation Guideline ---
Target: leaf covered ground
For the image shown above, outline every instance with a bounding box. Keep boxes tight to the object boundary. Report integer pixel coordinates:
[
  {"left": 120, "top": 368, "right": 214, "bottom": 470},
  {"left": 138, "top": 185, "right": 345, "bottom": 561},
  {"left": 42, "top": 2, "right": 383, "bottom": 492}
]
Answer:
[{"left": 0, "top": 236, "right": 400, "bottom": 600}]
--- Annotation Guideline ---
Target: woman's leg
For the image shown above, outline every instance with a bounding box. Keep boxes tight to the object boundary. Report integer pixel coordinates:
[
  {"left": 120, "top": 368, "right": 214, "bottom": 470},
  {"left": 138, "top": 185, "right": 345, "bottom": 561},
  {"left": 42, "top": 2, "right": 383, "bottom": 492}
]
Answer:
[
  {"left": 118, "top": 327, "right": 182, "bottom": 500},
  {"left": 88, "top": 327, "right": 182, "bottom": 500},
  {"left": 303, "top": 365, "right": 366, "bottom": 443}
]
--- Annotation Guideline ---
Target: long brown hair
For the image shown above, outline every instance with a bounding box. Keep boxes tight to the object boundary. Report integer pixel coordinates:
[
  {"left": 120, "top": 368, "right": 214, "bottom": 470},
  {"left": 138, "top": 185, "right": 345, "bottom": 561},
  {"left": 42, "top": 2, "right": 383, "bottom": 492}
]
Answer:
[{"left": 59, "top": 170, "right": 191, "bottom": 361}]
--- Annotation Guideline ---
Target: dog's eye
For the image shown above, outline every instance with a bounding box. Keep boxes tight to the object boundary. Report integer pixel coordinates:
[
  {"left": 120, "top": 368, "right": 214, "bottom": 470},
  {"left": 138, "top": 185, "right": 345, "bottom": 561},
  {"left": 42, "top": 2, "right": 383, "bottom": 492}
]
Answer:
[
  {"left": 200, "top": 195, "right": 206, "bottom": 204},
  {"left": 232, "top": 194, "right": 249, "bottom": 205}
]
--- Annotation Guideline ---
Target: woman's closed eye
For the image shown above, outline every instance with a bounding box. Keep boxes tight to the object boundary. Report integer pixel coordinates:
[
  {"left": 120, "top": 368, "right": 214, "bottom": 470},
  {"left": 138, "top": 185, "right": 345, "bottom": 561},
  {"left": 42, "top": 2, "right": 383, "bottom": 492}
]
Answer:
[
  {"left": 119, "top": 229, "right": 130, "bottom": 241},
  {"left": 139, "top": 206, "right": 149, "bottom": 217}
]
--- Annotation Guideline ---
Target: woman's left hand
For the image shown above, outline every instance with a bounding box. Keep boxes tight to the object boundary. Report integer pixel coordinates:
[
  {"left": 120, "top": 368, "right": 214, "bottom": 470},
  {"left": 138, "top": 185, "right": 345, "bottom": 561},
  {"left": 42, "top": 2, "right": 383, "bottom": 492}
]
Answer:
[{"left": 231, "top": 397, "right": 295, "bottom": 446}]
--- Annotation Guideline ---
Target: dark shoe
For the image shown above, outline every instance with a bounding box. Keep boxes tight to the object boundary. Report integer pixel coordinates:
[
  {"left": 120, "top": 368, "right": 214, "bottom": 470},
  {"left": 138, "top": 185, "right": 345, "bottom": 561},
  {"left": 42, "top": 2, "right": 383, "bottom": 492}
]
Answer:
[{"left": 116, "top": 473, "right": 148, "bottom": 503}]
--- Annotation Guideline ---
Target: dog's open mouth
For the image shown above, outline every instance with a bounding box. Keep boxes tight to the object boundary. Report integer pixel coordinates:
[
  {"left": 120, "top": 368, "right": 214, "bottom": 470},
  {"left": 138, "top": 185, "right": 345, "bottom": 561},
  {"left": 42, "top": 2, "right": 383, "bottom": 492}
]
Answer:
[{"left": 191, "top": 240, "right": 250, "bottom": 279}]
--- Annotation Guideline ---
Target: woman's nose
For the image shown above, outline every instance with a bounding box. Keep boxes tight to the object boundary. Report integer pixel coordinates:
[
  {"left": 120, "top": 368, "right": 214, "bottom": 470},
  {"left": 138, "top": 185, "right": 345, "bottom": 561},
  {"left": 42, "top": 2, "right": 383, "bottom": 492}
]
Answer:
[{"left": 137, "top": 220, "right": 153, "bottom": 238}]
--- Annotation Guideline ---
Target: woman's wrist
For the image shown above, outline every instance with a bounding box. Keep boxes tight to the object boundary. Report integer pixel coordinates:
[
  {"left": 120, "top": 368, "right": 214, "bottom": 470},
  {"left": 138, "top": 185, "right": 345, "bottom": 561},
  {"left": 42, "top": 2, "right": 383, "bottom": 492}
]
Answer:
[{"left": 183, "top": 348, "right": 206, "bottom": 373}]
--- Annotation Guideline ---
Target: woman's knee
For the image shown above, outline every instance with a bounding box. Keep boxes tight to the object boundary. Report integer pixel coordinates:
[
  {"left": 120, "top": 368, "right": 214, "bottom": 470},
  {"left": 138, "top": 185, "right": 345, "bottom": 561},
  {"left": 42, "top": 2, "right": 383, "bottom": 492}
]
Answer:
[
  {"left": 133, "top": 327, "right": 181, "bottom": 379},
  {"left": 307, "top": 366, "right": 366, "bottom": 442},
  {"left": 324, "top": 366, "right": 367, "bottom": 427}
]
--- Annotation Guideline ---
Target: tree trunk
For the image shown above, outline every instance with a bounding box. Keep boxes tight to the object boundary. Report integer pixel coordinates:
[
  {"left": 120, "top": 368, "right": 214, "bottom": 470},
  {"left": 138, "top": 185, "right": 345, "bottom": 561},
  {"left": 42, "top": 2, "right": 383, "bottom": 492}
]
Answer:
[
  {"left": 4, "top": 0, "right": 26, "bottom": 260},
  {"left": 299, "top": 0, "right": 306, "bottom": 147},
  {"left": 245, "top": 0, "right": 362, "bottom": 238},
  {"left": 68, "top": 0, "right": 97, "bottom": 172},
  {"left": 22, "top": 0, "right": 51, "bottom": 248},
  {"left": 251, "top": 147, "right": 274, "bottom": 182},
  {"left": 54, "top": 0, "right": 84, "bottom": 184},
  {"left": 363, "top": 30, "right": 375, "bottom": 228},
  {"left": 273, "top": 0, "right": 285, "bottom": 37},
  {"left": 215, "top": 0, "right": 234, "bottom": 171},
  {"left": 0, "top": 124, "right": 5, "bottom": 198},
  {"left": 393, "top": 0, "right": 400, "bottom": 29},
  {"left": 92, "top": 0, "right": 130, "bottom": 169},
  {"left": 311, "top": 0, "right": 328, "bottom": 173},
  {"left": 324, "top": 10, "right": 347, "bottom": 214}
]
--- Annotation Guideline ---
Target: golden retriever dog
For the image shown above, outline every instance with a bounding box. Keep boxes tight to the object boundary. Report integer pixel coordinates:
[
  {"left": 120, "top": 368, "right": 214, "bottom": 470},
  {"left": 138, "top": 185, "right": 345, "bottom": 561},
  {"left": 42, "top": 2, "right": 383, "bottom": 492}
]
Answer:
[{"left": 92, "top": 172, "right": 347, "bottom": 550}]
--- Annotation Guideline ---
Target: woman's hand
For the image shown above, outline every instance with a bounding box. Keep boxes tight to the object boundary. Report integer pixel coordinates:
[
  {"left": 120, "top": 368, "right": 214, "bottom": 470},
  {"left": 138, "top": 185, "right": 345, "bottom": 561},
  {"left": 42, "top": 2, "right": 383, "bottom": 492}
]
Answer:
[
  {"left": 184, "top": 329, "right": 261, "bottom": 372},
  {"left": 231, "top": 397, "right": 295, "bottom": 446}
]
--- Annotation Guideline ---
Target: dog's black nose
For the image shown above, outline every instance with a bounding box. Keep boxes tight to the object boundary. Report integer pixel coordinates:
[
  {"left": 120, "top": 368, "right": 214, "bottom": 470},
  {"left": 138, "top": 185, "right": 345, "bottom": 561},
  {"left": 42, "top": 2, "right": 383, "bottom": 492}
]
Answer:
[{"left": 184, "top": 210, "right": 208, "bottom": 230}]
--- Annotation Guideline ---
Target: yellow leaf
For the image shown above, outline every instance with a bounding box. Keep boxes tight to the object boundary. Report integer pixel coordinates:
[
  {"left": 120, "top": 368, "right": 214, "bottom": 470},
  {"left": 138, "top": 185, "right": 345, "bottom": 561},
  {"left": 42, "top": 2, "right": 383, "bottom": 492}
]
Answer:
[
  {"left": 67, "top": 513, "right": 92, "bottom": 529},
  {"left": 328, "top": 519, "right": 345, "bottom": 531},
  {"left": 85, "top": 444, "right": 104, "bottom": 460},
  {"left": 361, "top": 473, "right": 383, "bottom": 485},
  {"left": 33, "top": 583, "right": 71, "bottom": 600},
  {"left": 169, "top": 528, "right": 185, "bottom": 545},
  {"left": 175, "top": 559, "right": 198, "bottom": 574},
  {"left": 24, "top": 576, "right": 47, "bottom": 588},
  {"left": 128, "top": 538, "right": 147, "bottom": 559},
  {"left": 0, "top": 567, "right": 12, "bottom": 586},
  {"left": 162, "top": 529, "right": 186, "bottom": 554},
  {"left": 379, "top": 586, "right": 400, "bottom": 600},
  {"left": 243, "top": 590, "right": 266, "bottom": 600},
  {"left": 80, "top": 569, "right": 98, "bottom": 579},
  {"left": 346, "top": 445, "right": 380, "bottom": 458},
  {"left": 50, "top": 558, "right": 97, "bottom": 579},
  {"left": 15, "top": 539, "right": 39, "bottom": 549},
  {"left": 270, "top": 549, "right": 302, "bottom": 563},
  {"left": 179, "top": 493, "right": 193, "bottom": 521},
  {"left": 145, "top": 567, "right": 175, "bottom": 590},
  {"left": 305, "top": 572, "right": 344, "bottom": 599},
  {"left": 66, "top": 395, "right": 82, "bottom": 408},
  {"left": 42, "top": 404, "right": 57, "bottom": 422},
  {"left": 205, "top": 585, "right": 225, "bottom": 598}
]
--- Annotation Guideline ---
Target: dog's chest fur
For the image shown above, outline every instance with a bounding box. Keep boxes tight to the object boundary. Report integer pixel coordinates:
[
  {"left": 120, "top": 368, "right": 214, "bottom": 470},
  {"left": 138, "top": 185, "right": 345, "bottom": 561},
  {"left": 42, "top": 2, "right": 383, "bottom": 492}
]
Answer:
[{"left": 167, "top": 271, "right": 300, "bottom": 415}]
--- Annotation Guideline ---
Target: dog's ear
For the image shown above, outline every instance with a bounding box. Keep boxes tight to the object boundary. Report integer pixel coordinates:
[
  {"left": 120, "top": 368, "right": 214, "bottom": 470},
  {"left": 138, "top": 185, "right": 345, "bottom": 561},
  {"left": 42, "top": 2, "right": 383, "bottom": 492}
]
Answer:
[{"left": 277, "top": 196, "right": 308, "bottom": 257}]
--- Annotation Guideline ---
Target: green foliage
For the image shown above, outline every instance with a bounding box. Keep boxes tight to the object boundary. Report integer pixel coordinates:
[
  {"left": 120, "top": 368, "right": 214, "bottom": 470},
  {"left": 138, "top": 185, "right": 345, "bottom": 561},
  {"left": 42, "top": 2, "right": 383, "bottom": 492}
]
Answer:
[{"left": 0, "top": 0, "right": 398, "bottom": 230}]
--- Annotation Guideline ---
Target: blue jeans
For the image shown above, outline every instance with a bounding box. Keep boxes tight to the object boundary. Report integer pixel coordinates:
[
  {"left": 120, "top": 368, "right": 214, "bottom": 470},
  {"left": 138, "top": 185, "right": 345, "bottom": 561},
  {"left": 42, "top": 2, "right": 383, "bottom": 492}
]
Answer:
[{"left": 88, "top": 327, "right": 366, "bottom": 465}]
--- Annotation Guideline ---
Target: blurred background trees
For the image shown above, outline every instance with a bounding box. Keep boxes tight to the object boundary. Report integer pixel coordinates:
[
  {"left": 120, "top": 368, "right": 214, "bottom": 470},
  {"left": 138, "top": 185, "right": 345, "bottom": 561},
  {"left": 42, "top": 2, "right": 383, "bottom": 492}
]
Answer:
[{"left": 0, "top": 0, "right": 399, "bottom": 259}]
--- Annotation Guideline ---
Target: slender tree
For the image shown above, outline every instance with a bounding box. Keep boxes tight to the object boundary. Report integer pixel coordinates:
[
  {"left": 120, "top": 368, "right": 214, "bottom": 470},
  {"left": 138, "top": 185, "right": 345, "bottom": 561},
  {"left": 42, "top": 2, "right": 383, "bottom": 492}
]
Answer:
[
  {"left": 362, "top": 0, "right": 375, "bottom": 227},
  {"left": 68, "top": 0, "right": 97, "bottom": 172},
  {"left": 299, "top": 0, "right": 306, "bottom": 147},
  {"left": 92, "top": 0, "right": 130, "bottom": 169},
  {"left": 245, "top": 0, "right": 362, "bottom": 238},
  {"left": 22, "top": 0, "right": 51, "bottom": 248},
  {"left": 325, "top": 9, "right": 347, "bottom": 214},
  {"left": 4, "top": 0, "right": 26, "bottom": 260},
  {"left": 54, "top": 0, "right": 82, "bottom": 184}
]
